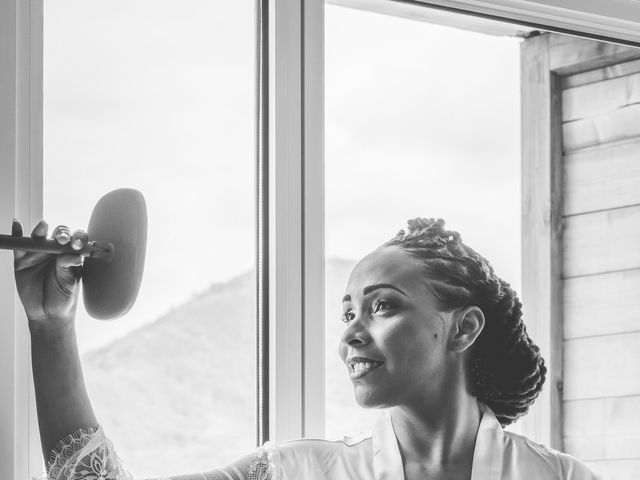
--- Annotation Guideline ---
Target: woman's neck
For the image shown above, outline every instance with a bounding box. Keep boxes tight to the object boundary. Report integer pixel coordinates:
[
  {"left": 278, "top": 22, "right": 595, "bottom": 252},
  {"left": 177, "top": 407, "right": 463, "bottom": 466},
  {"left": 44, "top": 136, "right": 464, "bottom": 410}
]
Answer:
[{"left": 390, "top": 389, "right": 482, "bottom": 468}]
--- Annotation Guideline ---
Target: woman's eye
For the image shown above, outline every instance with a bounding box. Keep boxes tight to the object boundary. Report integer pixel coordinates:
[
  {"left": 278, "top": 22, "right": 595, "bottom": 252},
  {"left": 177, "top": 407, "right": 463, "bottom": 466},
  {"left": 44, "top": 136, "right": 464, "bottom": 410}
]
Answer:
[
  {"left": 373, "top": 299, "right": 391, "bottom": 313},
  {"left": 341, "top": 311, "right": 355, "bottom": 323}
]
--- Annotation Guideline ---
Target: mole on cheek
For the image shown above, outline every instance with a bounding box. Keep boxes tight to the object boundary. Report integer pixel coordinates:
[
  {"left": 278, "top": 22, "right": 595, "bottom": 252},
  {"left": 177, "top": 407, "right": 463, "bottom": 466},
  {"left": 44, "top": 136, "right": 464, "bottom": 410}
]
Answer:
[{"left": 433, "top": 333, "right": 438, "bottom": 338}]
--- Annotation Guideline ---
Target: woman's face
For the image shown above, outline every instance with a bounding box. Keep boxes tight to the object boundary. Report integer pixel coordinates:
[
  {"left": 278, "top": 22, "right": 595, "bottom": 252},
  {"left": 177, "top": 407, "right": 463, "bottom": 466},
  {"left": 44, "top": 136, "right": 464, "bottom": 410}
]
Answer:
[{"left": 339, "top": 246, "right": 458, "bottom": 409}]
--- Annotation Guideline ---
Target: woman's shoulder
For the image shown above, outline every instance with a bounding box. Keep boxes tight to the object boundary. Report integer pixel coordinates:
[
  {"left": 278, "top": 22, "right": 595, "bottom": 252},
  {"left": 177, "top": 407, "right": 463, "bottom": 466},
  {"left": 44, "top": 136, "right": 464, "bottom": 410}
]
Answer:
[
  {"left": 270, "top": 430, "right": 373, "bottom": 456},
  {"left": 260, "top": 431, "right": 374, "bottom": 479},
  {"left": 502, "top": 430, "right": 601, "bottom": 479}
]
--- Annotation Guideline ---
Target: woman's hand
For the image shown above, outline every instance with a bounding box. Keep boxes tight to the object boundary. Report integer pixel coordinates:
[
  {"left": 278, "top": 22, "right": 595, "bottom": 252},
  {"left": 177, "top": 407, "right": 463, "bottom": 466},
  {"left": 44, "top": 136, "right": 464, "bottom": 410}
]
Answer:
[{"left": 12, "top": 220, "right": 87, "bottom": 327}]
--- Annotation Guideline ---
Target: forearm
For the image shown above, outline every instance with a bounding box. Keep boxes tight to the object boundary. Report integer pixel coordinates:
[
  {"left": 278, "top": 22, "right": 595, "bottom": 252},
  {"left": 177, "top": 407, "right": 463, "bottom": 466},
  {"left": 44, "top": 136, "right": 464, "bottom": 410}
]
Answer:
[{"left": 30, "top": 321, "right": 97, "bottom": 460}]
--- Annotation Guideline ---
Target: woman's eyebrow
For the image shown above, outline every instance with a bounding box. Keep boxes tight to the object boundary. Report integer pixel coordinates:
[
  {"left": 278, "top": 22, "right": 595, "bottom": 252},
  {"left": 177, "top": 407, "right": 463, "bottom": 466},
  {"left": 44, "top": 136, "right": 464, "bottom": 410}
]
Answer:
[
  {"left": 363, "top": 283, "right": 408, "bottom": 297},
  {"left": 342, "top": 284, "right": 408, "bottom": 303}
]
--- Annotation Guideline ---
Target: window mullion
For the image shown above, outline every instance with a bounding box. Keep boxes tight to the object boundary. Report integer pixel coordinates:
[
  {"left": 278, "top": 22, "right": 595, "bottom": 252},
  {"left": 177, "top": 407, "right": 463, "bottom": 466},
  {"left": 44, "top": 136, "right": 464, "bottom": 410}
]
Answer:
[{"left": 266, "top": 0, "right": 324, "bottom": 443}]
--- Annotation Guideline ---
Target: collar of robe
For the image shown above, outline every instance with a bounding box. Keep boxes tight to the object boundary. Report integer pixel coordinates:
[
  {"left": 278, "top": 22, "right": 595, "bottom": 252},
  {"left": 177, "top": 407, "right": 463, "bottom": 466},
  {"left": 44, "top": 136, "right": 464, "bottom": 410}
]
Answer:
[{"left": 372, "top": 401, "right": 504, "bottom": 480}]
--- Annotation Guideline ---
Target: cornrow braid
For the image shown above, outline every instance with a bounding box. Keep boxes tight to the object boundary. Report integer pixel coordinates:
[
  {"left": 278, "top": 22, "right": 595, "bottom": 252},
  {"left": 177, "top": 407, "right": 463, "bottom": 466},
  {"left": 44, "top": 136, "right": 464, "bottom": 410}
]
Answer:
[{"left": 384, "top": 217, "right": 546, "bottom": 426}]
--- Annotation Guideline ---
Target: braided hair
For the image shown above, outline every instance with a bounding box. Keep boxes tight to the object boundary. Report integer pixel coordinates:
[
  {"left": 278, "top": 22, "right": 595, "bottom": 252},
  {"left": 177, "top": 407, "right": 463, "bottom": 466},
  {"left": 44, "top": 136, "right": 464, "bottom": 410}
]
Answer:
[{"left": 384, "top": 218, "right": 546, "bottom": 426}]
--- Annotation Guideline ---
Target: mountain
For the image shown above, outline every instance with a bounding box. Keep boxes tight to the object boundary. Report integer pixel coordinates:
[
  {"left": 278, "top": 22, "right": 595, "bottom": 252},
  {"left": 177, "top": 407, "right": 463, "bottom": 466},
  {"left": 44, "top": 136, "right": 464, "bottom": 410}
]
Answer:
[{"left": 83, "top": 258, "right": 379, "bottom": 478}]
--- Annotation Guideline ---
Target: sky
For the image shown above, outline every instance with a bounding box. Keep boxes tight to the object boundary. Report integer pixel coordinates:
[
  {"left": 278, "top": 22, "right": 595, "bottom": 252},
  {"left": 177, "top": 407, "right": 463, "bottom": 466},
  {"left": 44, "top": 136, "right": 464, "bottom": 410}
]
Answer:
[
  {"left": 43, "top": 1, "right": 521, "bottom": 353},
  {"left": 43, "top": 0, "right": 256, "bottom": 351},
  {"left": 324, "top": 6, "right": 521, "bottom": 274}
]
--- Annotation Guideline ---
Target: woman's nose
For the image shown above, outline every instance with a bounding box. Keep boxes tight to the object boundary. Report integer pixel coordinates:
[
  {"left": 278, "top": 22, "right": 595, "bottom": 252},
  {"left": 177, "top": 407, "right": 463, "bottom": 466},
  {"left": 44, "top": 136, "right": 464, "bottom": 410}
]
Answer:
[{"left": 340, "top": 316, "right": 370, "bottom": 347}]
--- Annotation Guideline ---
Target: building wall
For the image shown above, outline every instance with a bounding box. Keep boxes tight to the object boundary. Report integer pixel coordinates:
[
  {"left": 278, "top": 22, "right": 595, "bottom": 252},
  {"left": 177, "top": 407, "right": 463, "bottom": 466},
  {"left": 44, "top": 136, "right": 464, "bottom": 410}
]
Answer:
[{"left": 561, "top": 59, "right": 640, "bottom": 477}]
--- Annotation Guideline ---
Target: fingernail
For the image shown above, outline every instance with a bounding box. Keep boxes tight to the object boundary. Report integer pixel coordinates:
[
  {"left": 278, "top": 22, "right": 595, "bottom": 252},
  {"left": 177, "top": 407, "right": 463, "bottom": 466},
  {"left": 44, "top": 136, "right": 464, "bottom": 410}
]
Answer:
[
  {"left": 53, "top": 226, "right": 71, "bottom": 245},
  {"left": 71, "top": 230, "right": 88, "bottom": 251}
]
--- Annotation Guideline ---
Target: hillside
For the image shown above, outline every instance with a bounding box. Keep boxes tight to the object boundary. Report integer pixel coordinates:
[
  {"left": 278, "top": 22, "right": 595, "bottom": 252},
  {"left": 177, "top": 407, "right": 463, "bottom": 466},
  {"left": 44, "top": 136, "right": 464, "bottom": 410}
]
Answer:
[{"left": 83, "top": 258, "right": 369, "bottom": 478}]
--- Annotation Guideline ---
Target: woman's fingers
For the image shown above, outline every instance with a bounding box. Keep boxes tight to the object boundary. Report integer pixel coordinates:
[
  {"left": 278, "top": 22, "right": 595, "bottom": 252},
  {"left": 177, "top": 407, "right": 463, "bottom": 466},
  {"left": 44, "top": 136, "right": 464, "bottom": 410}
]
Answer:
[
  {"left": 32, "top": 220, "right": 48, "bottom": 239},
  {"left": 70, "top": 230, "right": 88, "bottom": 251},
  {"left": 13, "top": 220, "right": 86, "bottom": 270},
  {"left": 11, "top": 219, "right": 23, "bottom": 237},
  {"left": 53, "top": 225, "right": 71, "bottom": 245},
  {"left": 15, "top": 250, "right": 54, "bottom": 271},
  {"left": 12, "top": 220, "right": 26, "bottom": 260},
  {"left": 13, "top": 220, "right": 50, "bottom": 266},
  {"left": 14, "top": 220, "right": 52, "bottom": 270}
]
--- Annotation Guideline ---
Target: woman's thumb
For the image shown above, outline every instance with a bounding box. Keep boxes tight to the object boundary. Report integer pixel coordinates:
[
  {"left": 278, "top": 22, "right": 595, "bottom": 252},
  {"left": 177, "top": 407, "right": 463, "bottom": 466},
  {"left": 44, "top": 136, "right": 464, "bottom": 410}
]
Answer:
[{"left": 56, "top": 255, "right": 83, "bottom": 291}]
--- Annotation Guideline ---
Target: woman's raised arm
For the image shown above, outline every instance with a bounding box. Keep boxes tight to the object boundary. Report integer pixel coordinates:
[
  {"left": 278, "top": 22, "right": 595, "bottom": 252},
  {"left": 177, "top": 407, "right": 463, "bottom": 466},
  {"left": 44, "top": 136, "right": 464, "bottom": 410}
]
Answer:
[
  {"left": 12, "top": 220, "right": 278, "bottom": 480},
  {"left": 12, "top": 219, "right": 97, "bottom": 460}
]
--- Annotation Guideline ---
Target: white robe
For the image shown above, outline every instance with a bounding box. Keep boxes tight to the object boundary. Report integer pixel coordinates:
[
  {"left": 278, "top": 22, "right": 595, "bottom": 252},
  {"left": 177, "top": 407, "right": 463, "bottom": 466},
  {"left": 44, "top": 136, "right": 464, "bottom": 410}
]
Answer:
[
  {"left": 264, "top": 404, "right": 600, "bottom": 480},
  {"left": 46, "top": 403, "right": 600, "bottom": 480}
]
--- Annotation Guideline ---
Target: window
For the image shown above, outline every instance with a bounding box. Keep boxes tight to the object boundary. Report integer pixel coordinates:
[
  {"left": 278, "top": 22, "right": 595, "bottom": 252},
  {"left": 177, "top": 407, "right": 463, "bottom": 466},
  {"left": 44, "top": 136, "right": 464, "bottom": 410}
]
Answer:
[
  {"left": 324, "top": 4, "right": 521, "bottom": 439},
  {"left": 2, "top": 1, "right": 640, "bottom": 478},
  {"left": 42, "top": 1, "right": 256, "bottom": 477},
  {"left": 324, "top": 5, "right": 640, "bottom": 479}
]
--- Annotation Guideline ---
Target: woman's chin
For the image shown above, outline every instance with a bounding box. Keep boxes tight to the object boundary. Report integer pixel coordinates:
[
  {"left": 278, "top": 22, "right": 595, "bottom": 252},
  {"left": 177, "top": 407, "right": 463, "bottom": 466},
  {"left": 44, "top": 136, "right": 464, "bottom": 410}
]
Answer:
[{"left": 353, "top": 386, "right": 389, "bottom": 409}]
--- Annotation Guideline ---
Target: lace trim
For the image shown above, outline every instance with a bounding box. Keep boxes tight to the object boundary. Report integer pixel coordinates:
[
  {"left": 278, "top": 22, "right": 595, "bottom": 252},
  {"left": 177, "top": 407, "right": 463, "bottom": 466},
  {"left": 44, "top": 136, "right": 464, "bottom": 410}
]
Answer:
[
  {"left": 47, "top": 425, "right": 132, "bottom": 480},
  {"left": 250, "top": 442, "right": 279, "bottom": 480},
  {"left": 47, "top": 426, "right": 101, "bottom": 471}
]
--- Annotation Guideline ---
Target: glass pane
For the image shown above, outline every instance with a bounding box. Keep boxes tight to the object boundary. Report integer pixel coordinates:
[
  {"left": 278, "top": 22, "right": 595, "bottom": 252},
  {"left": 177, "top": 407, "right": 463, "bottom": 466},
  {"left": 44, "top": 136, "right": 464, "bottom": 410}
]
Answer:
[
  {"left": 324, "top": 5, "right": 521, "bottom": 439},
  {"left": 44, "top": 1, "right": 256, "bottom": 477}
]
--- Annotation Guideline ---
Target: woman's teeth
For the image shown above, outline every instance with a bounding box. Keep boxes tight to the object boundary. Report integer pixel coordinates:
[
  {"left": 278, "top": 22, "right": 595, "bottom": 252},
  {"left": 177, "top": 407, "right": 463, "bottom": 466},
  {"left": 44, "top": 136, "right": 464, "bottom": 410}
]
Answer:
[
  {"left": 350, "top": 361, "right": 382, "bottom": 378},
  {"left": 353, "top": 362, "right": 371, "bottom": 372}
]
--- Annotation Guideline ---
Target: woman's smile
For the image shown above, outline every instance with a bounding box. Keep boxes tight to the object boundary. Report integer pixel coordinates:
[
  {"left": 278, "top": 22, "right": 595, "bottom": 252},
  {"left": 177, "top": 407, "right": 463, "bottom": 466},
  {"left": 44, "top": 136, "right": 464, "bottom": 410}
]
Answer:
[{"left": 347, "top": 356, "right": 385, "bottom": 379}]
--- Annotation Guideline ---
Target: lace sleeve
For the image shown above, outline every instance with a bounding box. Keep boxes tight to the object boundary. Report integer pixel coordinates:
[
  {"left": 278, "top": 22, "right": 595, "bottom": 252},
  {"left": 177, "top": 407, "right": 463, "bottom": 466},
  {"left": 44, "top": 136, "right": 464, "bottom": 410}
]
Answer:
[
  {"left": 47, "top": 425, "right": 132, "bottom": 480},
  {"left": 46, "top": 427, "right": 280, "bottom": 480}
]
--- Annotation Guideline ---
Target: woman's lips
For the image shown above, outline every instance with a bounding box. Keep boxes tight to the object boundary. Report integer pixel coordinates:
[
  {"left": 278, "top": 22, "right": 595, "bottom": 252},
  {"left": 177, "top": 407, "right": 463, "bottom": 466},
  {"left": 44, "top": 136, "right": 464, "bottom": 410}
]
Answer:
[{"left": 347, "top": 358, "right": 384, "bottom": 379}]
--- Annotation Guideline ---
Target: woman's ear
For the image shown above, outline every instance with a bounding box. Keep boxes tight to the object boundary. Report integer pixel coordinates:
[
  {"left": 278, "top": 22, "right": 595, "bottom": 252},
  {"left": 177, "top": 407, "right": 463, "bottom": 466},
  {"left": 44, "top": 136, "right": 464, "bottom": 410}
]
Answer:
[{"left": 449, "top": 306, "right": 485, "bottom": 353}]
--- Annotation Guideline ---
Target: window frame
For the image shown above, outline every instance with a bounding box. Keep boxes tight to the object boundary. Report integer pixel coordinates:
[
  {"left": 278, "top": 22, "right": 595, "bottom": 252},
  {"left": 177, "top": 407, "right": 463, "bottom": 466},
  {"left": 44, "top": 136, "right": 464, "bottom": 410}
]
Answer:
[
  {"left": 261, "top": 0, "right": 326, "bottom": 443},
  {"left": 2, "top": 0, "right": 640, "bottom": 476},
  {"left": 330, "top": 0, "right": 640, "bottom": 46},
  {"left": 0, "top": 0, "right": 43, "bottom": 477}
]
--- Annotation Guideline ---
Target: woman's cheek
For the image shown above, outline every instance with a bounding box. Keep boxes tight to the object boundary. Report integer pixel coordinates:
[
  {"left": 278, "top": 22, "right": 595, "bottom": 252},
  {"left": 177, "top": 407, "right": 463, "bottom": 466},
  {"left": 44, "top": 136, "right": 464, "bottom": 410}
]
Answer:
[
  {"left": 386, "top": 317, "right": 434, "bottom": 360},
  {"left": 371, "top": 317, "right": 409, "bottom": 356}
]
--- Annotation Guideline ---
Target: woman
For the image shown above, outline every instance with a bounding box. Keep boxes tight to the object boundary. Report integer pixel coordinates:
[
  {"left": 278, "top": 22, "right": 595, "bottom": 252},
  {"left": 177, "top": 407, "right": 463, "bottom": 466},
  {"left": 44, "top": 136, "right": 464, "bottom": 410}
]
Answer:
[{"left": 12, "top": 217, "right": 599, "bottom": 480}]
